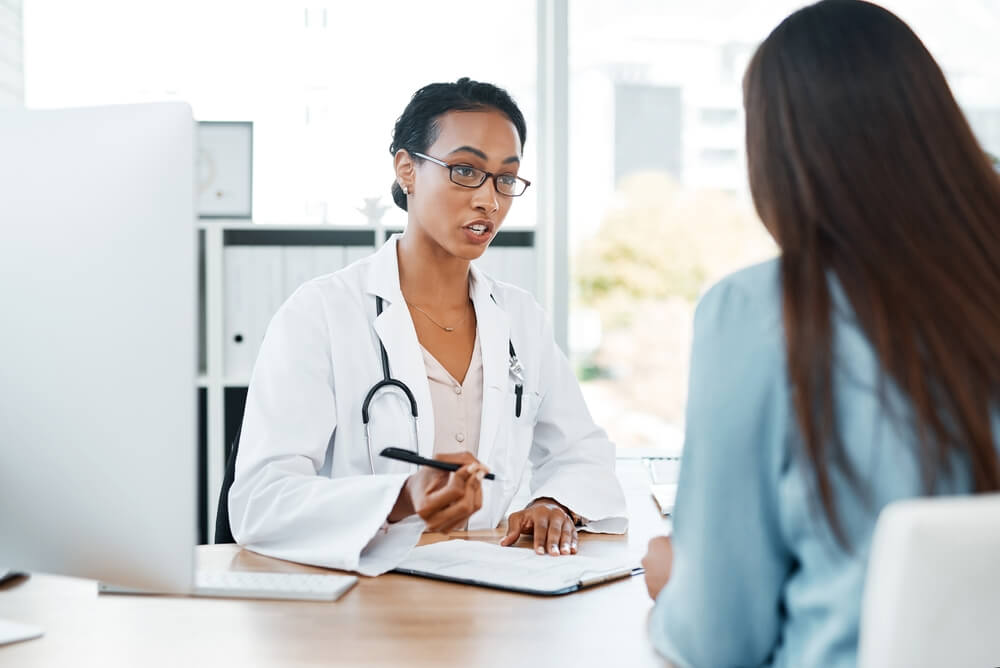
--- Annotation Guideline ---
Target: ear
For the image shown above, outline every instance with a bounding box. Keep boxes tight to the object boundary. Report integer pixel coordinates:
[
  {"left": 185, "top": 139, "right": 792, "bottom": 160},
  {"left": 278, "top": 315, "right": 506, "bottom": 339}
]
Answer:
[{"left": 394, "top": 150, "right": 416, "bottom": 192}]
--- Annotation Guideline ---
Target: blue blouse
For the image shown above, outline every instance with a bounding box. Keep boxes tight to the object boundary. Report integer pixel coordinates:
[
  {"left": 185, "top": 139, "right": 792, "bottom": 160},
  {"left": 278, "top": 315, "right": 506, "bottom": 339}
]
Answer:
[{"left": 649, "top": 258, "right": 996, "bottom": 667}]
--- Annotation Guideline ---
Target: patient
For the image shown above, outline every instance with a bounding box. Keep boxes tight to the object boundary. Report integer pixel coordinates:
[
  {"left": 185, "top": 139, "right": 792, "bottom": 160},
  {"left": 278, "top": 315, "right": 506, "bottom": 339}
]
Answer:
[{"left": 641, "top": 1, "right": 1000, "bottom": 666}]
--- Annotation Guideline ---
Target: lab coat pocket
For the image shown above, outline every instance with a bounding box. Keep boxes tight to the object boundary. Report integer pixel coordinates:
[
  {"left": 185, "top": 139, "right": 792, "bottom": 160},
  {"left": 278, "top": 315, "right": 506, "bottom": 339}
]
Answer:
[{"left": 502, "top": 385, "right": 541, "bottom": 497}]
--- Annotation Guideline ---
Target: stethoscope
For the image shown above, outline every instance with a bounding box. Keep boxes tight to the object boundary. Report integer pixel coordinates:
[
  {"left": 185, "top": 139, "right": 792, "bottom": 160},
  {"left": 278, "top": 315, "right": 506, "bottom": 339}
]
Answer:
[{"left": 362, "top": 295, "right": 525, "bottom": 474}]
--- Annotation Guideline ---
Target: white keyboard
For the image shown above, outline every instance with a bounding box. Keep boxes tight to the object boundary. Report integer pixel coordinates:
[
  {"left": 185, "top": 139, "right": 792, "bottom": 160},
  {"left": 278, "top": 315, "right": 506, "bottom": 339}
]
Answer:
[{"left": 194, "top": 571, "right": 358, "bottom": 601}]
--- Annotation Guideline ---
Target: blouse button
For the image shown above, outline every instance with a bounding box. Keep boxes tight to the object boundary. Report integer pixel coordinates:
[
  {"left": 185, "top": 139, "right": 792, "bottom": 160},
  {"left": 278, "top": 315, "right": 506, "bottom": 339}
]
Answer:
[
  {"left": 454, "top": 386, "right": 463, "bottom": 395},
  {"left": 455, "top": 432, "right": 465, "bottom": 443}
]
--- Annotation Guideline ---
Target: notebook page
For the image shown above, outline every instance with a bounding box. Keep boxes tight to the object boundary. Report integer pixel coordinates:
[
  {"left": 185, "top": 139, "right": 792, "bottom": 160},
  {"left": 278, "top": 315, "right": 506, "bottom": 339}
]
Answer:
[{"left": 397, "top": 540, "right": 636, "bottom": 592}]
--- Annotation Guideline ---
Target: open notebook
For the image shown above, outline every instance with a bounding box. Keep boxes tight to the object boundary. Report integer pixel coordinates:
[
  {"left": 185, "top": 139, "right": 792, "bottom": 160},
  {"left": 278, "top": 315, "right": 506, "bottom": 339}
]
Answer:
[{"left": 394, "top": 540, "right": 641, "bottom": 595}]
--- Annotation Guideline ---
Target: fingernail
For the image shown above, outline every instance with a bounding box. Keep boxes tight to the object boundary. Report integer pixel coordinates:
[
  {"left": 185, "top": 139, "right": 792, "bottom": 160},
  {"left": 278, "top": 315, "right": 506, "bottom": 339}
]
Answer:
[
  {"left": 476, "top": 471, "right": 485, "bottom": 480},
  {"left": 561, "top": 544, "right": 570, "bottom": 553},
  {"left": 536, "top": 546, "right": 545, "bottom": 555},
  {"left": 550, "top": 545, "right": 559, "bottom": 555}
]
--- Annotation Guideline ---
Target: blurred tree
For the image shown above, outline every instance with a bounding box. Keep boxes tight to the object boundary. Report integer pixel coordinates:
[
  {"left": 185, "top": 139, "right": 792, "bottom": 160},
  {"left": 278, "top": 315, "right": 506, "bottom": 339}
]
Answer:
[
  {"left": 571, "top": 171, "right": 777, "bottom": 430},
  {"left": 574, "top": 171, "right": 774, "bottom": 325}
]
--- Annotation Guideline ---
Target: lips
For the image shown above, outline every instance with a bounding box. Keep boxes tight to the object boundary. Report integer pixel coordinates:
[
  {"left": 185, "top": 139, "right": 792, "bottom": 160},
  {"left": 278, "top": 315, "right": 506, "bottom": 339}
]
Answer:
[
  {"left": 463, "top": 220, "right": 494, "bottom": 236},
  {"left": 460, "top": 219, "right": 495, "bottom": 246}
]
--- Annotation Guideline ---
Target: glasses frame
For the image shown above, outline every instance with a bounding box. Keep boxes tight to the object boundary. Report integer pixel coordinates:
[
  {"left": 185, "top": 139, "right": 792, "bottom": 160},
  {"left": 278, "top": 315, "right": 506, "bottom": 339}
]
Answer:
[{"left": 411, "top": 151, "right": 532, "bottom": 197}]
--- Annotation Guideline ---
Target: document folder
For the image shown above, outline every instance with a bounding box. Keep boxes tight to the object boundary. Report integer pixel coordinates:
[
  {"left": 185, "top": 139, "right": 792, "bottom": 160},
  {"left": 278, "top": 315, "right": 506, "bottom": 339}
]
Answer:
[{"left": 394, "top": 540, "right": 641, "bottom": 596}]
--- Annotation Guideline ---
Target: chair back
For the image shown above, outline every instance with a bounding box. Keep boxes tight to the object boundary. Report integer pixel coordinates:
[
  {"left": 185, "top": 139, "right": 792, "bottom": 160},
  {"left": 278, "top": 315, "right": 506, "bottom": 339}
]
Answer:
[
  {"left": 214, "top": 427, "right": 241, "bottom": 544},
  {"left": 858, "top": 494, "right": 1000, "bottom": 668}
]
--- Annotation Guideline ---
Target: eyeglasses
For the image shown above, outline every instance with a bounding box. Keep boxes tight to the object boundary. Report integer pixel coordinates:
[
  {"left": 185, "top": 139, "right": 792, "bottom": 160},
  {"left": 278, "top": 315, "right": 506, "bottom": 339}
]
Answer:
[{"left": 412, "top": 152, "right": 531, "bottom": 197}]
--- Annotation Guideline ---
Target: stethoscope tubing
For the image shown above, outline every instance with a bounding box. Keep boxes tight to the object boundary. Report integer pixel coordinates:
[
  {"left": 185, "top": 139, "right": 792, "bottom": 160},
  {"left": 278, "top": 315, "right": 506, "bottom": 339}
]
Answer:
[{"left": 361, "top": 295, "right": 522, "bottom": 474}]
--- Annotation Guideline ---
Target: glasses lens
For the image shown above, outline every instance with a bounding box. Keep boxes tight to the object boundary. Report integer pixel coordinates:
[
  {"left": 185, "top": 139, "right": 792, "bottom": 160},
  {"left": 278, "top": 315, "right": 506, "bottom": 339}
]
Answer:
[
  {"left": 450, "top": 165, "right": 487, "bottom": 187},
  {"left": 496, "top": 174, "right": 527, "bottom": 196}
]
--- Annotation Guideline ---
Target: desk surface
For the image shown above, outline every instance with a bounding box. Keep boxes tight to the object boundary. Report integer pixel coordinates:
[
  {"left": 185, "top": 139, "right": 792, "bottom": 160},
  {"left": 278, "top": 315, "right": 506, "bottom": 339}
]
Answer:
[{"left": 0, "top": 461, "right": 670, "bottom": 667}]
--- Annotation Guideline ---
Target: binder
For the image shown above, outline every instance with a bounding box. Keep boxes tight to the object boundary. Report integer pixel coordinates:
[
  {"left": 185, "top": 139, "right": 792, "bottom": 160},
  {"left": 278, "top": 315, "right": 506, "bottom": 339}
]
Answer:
[
  {"left": 282, "top": 246, "right": 319, "bottom": 299},
  {"left": 393, "top": 540, "right": 640, "bottom": 596},
  {"left": 225, "top": 243, "right": 376, "bottom": 381},
  {"left": 312, "top": 245, "right": 347, "bottom": 278},
  {"left": 343, "top": 244, "right": 371, "bottom": 268},
  {"left": 223, "top": 245, "right": 284, "bottom": 380}
]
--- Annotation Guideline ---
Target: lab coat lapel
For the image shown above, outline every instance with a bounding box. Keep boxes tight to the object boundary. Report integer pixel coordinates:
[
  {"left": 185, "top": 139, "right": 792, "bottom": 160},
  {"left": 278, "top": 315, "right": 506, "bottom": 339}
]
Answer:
[
  {"left": 367, "top": 237, "right": 435, "bottom": 458},
  {"left": 470, "top": 264, "right": 509, "bottom": 470}
]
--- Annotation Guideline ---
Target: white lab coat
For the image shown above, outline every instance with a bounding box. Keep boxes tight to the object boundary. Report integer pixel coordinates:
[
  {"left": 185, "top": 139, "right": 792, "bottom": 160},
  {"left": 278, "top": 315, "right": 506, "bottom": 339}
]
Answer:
[{"left": 229, "top": 236, "right": 627, "bottom": 575}]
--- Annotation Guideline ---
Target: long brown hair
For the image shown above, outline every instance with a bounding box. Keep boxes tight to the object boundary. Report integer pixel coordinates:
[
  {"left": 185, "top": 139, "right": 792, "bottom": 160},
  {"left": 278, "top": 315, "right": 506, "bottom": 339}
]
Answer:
[{"left": 744, "top": 0, "right": 1000, "bottom": 546}]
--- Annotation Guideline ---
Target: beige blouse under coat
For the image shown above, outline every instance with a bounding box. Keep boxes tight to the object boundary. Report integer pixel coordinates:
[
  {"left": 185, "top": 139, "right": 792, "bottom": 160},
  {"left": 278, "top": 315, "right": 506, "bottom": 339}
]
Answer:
[{"left": 420, "top": 333, "right": 484, "bottom": 459}]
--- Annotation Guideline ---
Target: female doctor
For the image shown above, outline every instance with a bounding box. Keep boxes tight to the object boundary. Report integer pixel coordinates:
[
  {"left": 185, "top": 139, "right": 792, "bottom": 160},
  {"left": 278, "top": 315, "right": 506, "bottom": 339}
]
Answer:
[{"left": 228, "top": 78, "right": 627, "bottom": 575}]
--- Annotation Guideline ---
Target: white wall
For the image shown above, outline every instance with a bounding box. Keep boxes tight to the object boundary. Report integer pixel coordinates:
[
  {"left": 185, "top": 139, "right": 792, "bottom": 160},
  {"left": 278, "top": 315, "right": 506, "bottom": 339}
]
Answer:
[{"left": 0, "top": 0, "right": 24, "bottom": 106}]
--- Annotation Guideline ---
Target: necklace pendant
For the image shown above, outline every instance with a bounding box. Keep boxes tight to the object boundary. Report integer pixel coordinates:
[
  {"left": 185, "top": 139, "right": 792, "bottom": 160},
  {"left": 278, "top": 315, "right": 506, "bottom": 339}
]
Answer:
[{"left": 444, "top": 327, "right": 455, "bottom": 332}]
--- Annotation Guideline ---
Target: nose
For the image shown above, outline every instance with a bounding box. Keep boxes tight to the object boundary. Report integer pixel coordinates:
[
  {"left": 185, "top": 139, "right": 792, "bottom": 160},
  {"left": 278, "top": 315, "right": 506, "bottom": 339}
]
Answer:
[{"left": 470, "top": 178, "right": 499, "bottom": 214}]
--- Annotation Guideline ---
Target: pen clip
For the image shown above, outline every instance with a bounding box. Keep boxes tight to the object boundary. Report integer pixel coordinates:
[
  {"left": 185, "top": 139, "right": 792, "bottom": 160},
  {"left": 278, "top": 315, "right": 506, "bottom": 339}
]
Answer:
[{"left": 509, "top": 355, "right": 525, "bottom": 384}]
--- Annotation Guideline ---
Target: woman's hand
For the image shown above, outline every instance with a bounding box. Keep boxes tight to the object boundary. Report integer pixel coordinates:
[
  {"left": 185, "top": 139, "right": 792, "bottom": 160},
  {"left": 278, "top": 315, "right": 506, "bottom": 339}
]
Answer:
[
  {"left": 389, "top": 452, "right": 488, "bottom": 533},
  {"left": 641, "top": 536, "right": 674, "bottom": 600},
  {"left": 500, "top": 497, "right": 578, "bottom": 556}
]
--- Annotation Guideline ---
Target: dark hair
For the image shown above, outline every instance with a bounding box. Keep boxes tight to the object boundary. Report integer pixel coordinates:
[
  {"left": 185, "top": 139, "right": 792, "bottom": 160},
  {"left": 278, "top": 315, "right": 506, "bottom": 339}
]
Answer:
[
  {"left": 744, "top": 0, "right": 1000, "bottom": 547},
  {"left": 389, "top": 77, "right": 527, "bottom": 211}
]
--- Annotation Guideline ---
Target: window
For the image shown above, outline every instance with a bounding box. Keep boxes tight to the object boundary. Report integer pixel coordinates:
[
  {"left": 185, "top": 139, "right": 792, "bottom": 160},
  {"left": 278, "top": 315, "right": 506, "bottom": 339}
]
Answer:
[
  {"left": 22, "top": 1, "right": 1000, "bottom": 452},
  {"left": 614, "top": 83, "right": 682, "bottom": 182},
  {"left": 23, "top": 1, "right": 538, "bottom": 227},
  {"left": 568, "top": 0, "right": 1000, "bottom": 450}
]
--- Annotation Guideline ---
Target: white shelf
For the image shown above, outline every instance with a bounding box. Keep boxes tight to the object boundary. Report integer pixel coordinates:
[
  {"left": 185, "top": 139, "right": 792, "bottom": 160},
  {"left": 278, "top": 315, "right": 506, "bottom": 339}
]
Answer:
[
  {"left": 198, "top": 220, "right": 377, "bottom": 231},
  {"left": 197, "top": 220, "right": 538, "bottom": 232}
]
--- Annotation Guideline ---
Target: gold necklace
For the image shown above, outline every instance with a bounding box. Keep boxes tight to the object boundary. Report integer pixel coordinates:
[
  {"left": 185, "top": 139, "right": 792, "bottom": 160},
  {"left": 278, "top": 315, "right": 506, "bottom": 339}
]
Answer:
[{"left": 406, "top": 300, "right": 472, "bottom": 333}]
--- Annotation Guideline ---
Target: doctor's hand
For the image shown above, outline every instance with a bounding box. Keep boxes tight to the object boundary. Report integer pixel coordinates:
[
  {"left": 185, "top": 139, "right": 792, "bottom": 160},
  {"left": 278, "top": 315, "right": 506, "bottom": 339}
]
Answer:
[
  {"left": 388, "top": 452, "right": 489, "bottom": 533},
  {"left": 641, "top": 536, "right": 674, "bottom": 600},
  {"left": 500, "top": 498, "right": 578, "bottom": 556}
]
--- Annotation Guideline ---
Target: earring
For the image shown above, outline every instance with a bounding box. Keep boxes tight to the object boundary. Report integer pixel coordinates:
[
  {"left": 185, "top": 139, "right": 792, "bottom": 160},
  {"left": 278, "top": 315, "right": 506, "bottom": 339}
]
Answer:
[{"left": 402, "top": 185, "right": 409, "bottom": 195}]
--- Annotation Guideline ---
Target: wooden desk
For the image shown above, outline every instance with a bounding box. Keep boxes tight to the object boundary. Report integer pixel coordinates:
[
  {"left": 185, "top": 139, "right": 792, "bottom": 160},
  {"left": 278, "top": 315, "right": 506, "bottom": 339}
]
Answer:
[{"left": 0, "top": 461, "right": 671, "bottom": 667}]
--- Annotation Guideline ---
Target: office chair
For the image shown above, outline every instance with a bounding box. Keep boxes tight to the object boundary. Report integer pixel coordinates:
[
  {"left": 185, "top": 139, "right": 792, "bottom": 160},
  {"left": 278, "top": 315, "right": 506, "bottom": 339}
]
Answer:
[
  {"left": 214, "top": 427, "right": 241, "bottom": 544},
  {"left": 858, "top": 494, "right": 1000, "bottom": 668}
]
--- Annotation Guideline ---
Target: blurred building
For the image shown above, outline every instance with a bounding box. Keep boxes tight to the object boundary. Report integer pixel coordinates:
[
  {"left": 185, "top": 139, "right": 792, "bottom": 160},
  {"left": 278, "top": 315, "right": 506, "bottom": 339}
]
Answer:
[
  {"left": 567, "top": 0, "right": 1000, "bottom": 242},
  {"left": 569, "top": 33, "right": 755, "bottom": 242}
]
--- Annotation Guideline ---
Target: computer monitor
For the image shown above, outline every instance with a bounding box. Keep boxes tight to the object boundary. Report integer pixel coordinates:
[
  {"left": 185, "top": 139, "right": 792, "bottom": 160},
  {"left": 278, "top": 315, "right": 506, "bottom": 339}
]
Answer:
[{"left": 0, "top": 102, "right": 197, "bottom": 593}]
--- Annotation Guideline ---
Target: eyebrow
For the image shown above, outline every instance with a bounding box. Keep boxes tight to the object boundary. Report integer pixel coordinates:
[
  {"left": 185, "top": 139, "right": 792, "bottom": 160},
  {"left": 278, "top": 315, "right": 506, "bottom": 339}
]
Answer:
[{"left": 447, "top": 145, "right": 521, "bottom": 165}]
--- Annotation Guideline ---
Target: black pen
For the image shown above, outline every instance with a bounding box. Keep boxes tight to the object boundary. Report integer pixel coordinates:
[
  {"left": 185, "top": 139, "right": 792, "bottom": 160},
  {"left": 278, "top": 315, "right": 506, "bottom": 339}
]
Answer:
[{"left": 379, "top": 447, "right": 498, "bottom": 481}]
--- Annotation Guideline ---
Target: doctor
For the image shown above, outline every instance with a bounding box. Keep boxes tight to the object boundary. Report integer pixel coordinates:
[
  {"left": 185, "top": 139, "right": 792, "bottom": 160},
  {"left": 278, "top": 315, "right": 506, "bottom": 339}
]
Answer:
[{"left": 229, "top": 78, "right": 627, "bottom": 575}]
